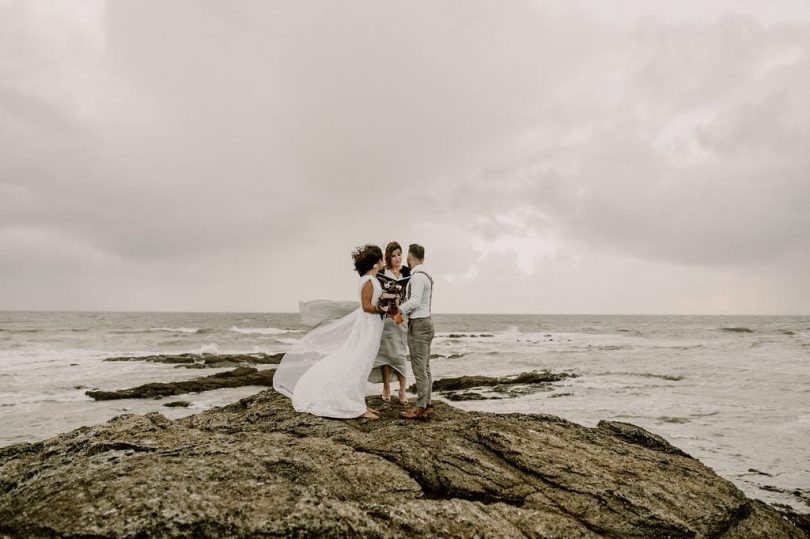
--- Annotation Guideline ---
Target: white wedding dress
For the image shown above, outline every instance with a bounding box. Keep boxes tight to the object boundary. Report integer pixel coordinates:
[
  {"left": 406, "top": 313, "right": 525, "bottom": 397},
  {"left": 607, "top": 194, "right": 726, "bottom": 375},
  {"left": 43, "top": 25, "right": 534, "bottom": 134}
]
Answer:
[{"left": 274, "top": 275, "right": 384, "bottom": 418}]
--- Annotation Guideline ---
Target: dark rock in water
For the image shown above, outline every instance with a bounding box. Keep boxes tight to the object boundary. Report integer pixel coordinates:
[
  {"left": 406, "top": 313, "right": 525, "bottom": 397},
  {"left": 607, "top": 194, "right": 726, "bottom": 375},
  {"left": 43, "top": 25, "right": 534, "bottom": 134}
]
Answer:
[
  {"left": 103, "top": 353, "right": 284, "bottom": 368},
  {"left": 748, "top": 468, "right": 773, "bottom": 477},
  {"left": 0, "top": 391, "right": 803, "bottom": 538},
  {"left": 641, "top": 373, "right": 684, "bottom": 381},
  {"left": 429, "top": 353, "right": 466, "bottom": 359},
  {"left": 410, "top": 371, "right": 577, "bottom": 402},
  {"left": 441, "top": 390, "right": 499, "bottom": 401},
  {"left": 657, "top": 415, "right": 691, "bottom": 424},
  {"left": 720, "top": 327, "right": 754, "bottom": 333},
  {"left": 85, "top": 367, "right": 274, "bottom": 400},
  {"left": 163, "top": 401, "right": 191, "bottom": 408},
  {"left": 106, "top": 354, "right": 195, "bottom": 364},
  {"left": 191, "top": 354, "right": 285, "bottom": 368},
  {"left": 409, "top": 374, "right": 576, "bottom": 402},
  {"left": 440, "top": 385, "right": 557, "bottom": 401},
  {"left": 781, "top": 330, "right": 796, "bottom": 336},
  {"left": 491, "top": 383, "right": 555, "bottom": 396},
  {"left": 759, "top": 485, "right": 810, "bottom": 508},
  {"left": 414, "top": 370, "right": 576, "bottom": 392}
]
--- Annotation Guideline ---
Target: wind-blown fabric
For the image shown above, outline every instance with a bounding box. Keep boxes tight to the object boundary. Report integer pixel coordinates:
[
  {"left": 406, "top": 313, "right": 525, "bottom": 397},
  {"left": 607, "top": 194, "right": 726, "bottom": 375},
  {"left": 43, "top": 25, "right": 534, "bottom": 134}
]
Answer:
[
  {"left": 298, "top": 299, "right": 359, "bottom": 328},
  {"left": 273, "top": 275, "right": 384, "bottom": 418}
]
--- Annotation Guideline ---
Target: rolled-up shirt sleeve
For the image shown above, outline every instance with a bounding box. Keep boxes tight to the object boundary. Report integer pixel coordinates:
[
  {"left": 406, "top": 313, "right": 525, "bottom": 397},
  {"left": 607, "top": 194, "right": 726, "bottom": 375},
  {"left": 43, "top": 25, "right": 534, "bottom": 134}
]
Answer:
[{"left": 399, "top": 274, "right": 425, "bottom": 316}]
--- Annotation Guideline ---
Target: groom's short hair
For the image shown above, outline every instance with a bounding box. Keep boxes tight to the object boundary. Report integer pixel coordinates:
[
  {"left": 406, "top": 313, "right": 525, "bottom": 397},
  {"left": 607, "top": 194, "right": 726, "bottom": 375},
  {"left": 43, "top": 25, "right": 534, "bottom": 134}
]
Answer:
[{"left": 408, "top": 243, "right": 425, "bottom": 261}]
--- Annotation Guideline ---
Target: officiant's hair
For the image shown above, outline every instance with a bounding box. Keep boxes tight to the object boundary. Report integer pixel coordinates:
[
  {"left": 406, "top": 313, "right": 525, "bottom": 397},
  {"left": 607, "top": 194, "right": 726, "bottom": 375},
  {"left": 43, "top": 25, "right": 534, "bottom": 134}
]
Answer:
[
  {"left": 408, "top": 243, "right": 425, "bottom": 261},
  {"left": 352, "top": 244, "right": 383, "bottom": 275},
  {"left": 384, "top": 242, "right": 402, "bottom": 268}
]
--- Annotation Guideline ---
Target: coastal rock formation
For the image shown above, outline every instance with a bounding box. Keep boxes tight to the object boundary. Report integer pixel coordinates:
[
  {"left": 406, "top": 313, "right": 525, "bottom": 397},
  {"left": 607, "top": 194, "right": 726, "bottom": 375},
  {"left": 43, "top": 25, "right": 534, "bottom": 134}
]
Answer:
[
  {"left": 427, "top": 371, "right": 576, "bottom": 391},
  {"left": 0, "top": 389, "right": 804, "bottom": 537},
  {"left": 86, "top": 366, "right": 274, "bottom": 400},
  {"left": 412, "top": 370, "right": 577, "bottom": 401},
  {"left": 104, "top": 352, "right": 284, "bottom": 368}
]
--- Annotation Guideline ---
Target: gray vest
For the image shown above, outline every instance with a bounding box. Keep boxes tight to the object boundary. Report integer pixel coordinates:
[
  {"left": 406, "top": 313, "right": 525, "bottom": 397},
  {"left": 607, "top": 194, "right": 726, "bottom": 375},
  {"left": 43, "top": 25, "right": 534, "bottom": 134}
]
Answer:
[{"left": 407, "top": 270, "right": 434, "bottom": 312}]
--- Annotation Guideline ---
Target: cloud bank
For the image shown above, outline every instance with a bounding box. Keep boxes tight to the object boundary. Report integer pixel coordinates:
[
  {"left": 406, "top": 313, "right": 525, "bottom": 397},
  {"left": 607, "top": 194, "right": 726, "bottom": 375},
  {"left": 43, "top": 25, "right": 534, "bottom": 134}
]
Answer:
[{"left": 1, "top": 1, "right": 809, "bottom": 313}]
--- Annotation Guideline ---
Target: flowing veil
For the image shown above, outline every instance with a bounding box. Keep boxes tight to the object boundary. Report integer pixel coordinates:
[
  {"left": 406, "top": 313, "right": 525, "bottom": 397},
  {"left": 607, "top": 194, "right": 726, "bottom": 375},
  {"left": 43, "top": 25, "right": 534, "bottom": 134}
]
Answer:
[
  {"left": 298, "top": 300, "right": 358, "bottom": 327},
  {"left": 272, "top": 300, "right": 361, "bottom": 398}
]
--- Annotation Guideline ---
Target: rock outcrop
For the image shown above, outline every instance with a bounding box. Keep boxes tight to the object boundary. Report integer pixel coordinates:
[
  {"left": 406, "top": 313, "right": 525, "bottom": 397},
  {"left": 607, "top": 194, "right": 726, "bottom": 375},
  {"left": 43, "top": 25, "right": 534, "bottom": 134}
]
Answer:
[
  {"left": 412, "top": 370, "right": 577, "bottom": 401},
  {"left": 0, "top": 389, "right": 804, "bottom": 538},
  {"left": 104, "top": 353, "right": 284, "bottom": 369},
  {"left": 427, "top": 371, "right": 577, "bottom": 391},
  {"left": 86, "top": 367, "right": 274, "bottom": 400}
]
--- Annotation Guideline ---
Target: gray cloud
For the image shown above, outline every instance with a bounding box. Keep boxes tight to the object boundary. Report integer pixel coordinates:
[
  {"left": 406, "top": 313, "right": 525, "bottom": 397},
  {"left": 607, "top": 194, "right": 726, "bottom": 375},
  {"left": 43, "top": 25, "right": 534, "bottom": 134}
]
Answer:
[
  {"left": 444, "top": 16, "right": 810, "bottom": 268},
  {"left": 1, "top": 1, "right": 809, "bottom": 312}
]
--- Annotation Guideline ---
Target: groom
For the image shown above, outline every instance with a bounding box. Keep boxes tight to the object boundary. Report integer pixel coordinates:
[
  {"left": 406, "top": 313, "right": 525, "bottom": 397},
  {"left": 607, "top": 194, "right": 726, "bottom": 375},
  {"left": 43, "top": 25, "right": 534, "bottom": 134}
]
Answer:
[{"left": 398, "top": 243, "right": 435, "bottom": 420}]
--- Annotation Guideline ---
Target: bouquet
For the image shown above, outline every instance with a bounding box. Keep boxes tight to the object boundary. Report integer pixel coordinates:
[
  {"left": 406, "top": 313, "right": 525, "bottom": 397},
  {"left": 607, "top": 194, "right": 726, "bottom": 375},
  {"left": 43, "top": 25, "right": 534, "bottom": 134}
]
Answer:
[{"left": 377, "top": 275, "right": 407, "bottom": 324}]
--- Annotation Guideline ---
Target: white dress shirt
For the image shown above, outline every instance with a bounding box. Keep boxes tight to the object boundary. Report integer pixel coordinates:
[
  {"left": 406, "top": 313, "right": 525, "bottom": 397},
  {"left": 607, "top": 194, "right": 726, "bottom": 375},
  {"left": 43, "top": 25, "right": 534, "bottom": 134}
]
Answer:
[{"left": 399, "top": 264, "right": 432, "bottom": 319}]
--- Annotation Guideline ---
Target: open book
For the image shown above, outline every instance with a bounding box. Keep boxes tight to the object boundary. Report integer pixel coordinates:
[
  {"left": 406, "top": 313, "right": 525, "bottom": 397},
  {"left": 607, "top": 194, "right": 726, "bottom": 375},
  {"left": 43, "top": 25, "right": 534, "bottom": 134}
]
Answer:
[{"left": 376, "top": 273, "right": 410, "bottom": 322}]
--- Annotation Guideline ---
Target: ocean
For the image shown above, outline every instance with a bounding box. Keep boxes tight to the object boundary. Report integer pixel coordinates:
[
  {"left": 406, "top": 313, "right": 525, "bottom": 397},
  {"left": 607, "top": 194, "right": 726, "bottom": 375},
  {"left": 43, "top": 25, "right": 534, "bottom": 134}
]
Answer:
[{"left": 0, "top": 311, "right": 807, "bottom": 512}]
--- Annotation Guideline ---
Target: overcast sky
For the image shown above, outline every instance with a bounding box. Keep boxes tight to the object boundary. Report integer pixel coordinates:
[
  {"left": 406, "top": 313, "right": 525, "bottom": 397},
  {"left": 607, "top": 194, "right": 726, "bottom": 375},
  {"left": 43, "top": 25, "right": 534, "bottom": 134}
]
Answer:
[{"left": 1, "top": 1, "right": 809, "bottom": 314}]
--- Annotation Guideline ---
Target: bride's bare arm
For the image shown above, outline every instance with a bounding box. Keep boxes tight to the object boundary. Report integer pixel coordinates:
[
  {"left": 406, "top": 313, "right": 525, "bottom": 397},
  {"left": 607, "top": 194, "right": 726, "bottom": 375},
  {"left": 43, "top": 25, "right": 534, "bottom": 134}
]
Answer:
[{"left": 361, "top": 280, "right": 383, "bottom": 314}]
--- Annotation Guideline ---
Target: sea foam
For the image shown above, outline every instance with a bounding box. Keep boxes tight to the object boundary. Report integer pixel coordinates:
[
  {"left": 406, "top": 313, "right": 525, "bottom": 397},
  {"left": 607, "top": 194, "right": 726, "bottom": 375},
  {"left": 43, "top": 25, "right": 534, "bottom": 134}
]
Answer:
[{"left": 228, "top": 326, "right": 302, "bottom": 335}]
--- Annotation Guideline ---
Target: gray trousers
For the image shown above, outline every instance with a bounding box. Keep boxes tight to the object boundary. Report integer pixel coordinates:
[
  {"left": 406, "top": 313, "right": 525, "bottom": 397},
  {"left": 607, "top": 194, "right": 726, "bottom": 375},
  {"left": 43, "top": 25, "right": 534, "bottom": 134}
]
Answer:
[{"left": 408, "top": 318, "right": 435, "bottom": 408}]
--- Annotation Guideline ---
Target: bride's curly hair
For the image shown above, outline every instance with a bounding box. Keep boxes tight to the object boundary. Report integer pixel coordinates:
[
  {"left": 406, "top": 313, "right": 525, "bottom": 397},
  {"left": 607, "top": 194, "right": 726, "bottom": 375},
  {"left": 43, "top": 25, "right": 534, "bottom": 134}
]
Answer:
[{"left": 352, "top": 244, "right": 383, "bottom": 276}]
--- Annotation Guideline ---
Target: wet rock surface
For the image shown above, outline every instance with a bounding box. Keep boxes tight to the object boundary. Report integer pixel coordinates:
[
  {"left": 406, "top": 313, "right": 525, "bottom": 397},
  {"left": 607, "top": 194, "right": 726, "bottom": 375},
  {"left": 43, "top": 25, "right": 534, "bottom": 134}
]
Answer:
[
  {"left": 778, "top": 508, "right": 810, "bottom": 536},
  {"left": 413, "top": 370, "right": 577, "bottom": 401},
  {"left": 0, "top": 389, "right": 804, "bottom": 538},
  {"left": 430, "top": 353, "right": 466, "bottom": 359},
  {"left": 162, "top": 400, "right": 191, "bottom": 408},
  {"left": 86, "top": 367, "right": 274, "bottom": 400},
  {"left": 104, "top": 352, "right": 284, "bottom": 369},
  {"left": 427, "top": 371, "right": 577, "bottom": 391}
]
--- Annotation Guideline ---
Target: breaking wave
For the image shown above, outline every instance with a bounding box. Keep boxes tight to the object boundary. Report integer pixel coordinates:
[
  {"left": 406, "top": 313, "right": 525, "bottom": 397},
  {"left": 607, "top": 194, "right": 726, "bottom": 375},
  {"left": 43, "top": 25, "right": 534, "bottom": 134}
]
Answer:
[{"left": 229, "top": 326, "right": 302, "bottom": 336}]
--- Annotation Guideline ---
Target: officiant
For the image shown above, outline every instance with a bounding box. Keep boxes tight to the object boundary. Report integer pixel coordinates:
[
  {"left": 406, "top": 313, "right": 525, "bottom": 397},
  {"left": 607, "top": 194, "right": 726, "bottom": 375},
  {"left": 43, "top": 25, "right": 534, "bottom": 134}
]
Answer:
[{"left": 367, "top": 241, "right": 411, "bottom": 404}]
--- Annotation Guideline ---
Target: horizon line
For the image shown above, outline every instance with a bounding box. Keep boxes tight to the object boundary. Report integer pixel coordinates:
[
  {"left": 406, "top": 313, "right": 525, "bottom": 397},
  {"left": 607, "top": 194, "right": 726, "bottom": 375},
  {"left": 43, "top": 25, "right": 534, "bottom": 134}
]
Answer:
[{"left": 1, "top": 309, "right": 808, "bottom": 317}]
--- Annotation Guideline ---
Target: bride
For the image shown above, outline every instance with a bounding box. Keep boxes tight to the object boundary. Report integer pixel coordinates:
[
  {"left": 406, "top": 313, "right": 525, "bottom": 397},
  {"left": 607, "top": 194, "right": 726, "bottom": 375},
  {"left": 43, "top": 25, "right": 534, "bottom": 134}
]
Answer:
[{"left": 273, "top": 244, "right": 387, "bottom": 420}]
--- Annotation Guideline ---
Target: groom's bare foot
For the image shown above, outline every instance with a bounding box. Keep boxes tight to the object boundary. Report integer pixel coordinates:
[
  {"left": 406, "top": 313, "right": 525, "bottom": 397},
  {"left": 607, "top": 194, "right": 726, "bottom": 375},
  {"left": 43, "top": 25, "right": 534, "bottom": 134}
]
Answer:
[
  {"left": 367, "top": 407, "right": 380, "bottom": 414},
  {"left": 361, "top": 410, "right": 379, "bottom": 420}
]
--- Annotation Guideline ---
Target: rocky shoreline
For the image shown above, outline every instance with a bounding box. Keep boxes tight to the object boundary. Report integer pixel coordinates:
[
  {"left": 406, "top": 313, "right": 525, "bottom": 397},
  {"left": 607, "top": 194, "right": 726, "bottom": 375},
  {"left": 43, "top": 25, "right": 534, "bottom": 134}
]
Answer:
[
  {"left": 84, "top": 364, "right": 577, "bottom": 403},
  {"left": 103, "top": 352, "right": 285, "bottom": 369},
  {"left": 412, "top": 370, "right": 578, "bottom": 401},
  {"left": 1, "top": 381, "right": 806, "bottom": 537},
  {"left": 86, "top": 366, "right": 276, "bottom": 400}
]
